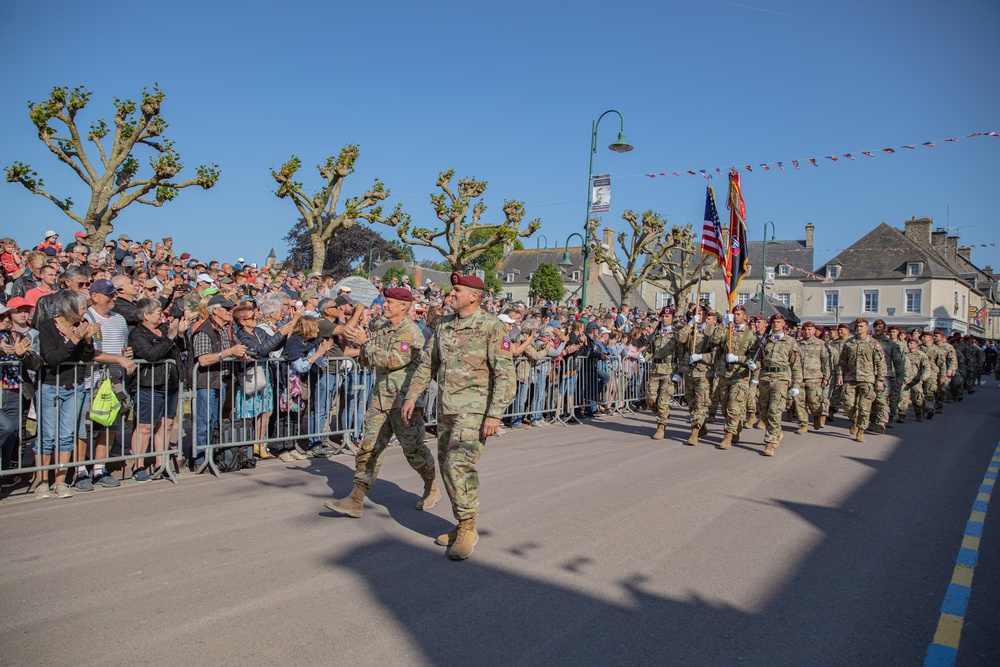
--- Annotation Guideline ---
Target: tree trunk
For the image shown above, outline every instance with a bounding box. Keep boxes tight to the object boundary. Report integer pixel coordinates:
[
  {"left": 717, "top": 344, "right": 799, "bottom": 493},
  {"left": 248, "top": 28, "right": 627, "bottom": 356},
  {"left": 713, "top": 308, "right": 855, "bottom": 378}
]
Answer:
[{"left": 310, "top": 234, "right": 327, "bottom": 275}]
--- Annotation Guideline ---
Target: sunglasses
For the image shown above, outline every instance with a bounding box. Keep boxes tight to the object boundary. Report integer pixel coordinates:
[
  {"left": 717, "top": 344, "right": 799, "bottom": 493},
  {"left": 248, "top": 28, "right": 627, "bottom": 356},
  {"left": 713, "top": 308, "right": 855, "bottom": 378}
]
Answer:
[{"left": 74, "top": 280, "right": 93, "bottom": 287}]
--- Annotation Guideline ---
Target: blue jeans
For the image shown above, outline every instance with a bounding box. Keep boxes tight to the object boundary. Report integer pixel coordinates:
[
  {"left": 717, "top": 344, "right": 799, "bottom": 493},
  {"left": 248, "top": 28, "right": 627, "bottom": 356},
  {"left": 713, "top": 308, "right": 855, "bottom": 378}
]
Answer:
[
  {"left": 310, "top": 372, "right": 341, "bottom": 444},
  {"left": 510, "top": 380, "right": 530, "bottom": 426},
  {"left": 38, "top": 383, "right": 87, "bottom": 455},
  {"left": 195, "top": 384, "right": 226, "bottom": 459},
  {"left": 343, "top": 371, "right": 363, "bottom": 439},
  {"left": 529, "top": 369, "right": 547, "bottom": 421}
]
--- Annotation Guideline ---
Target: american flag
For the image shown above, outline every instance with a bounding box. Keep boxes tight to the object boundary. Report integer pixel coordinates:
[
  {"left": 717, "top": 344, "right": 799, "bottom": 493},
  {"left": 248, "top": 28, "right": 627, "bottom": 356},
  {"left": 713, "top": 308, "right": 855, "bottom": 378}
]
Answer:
[{"left": 701, "top": 184, "right": 728, "bottom": 278}]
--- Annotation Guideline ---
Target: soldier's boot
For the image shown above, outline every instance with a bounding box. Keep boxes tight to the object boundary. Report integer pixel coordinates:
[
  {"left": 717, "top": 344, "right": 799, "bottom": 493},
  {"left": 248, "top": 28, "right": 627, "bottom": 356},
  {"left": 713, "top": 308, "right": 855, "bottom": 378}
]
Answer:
[
  {"left": 448, "top": 518, "right": 479, "bottom": 561},
  {"left": 719, "top": 433, "right": 733, "bottom": 450},
  {"left": 925, "top": 408, "right": 933, "bottom": 420},
  {"left": 935, "top": 406, "right": 943, "bottom": 414},
  {"left": 435, "top": 528, "right": 458, "bottom": 547},
  {"left": 686, "top": 427, "right": 700, "bottom": 446},
  {"left": 415, "top": 475, "right": 440, "bottom": 510},
  {"left": 855, "top": 431, "right": 865, "bottom": 443},
  {"left": 325, "top": 483, "right": 366, "bottom": 518},
  {"left": 651, "top": 424, "right": 666, "bottom": 440},
  {"left": 763, "top": 443, "right": 776, "bottom": 457},
  {"left": 849, "top": 423, "right": 858, "bottom": 436},
  {"left": 752, "top": 415, "right": 764, "bottom": 429},
  {"left": 734, "top": 424, "right": 743, "bottom": 443},
  {"left": 746, "top": 413, "right": 757, "bottom": 429},
  {"left": 698, "top": 424, "right": 709, "bottom": 439},
  {"left": 796, "top": 423, "right": 808, "bottom": 435},
  {"left": 915, "top": 409, "right": 923, "bottom": 422},
  {"left": 819, "top": 415, "right": 826, "bottom": 429},
  {"left": 777, "top": 431, "right": 785, "bottom": 445},
  {"left": 875, "top": 424, "right": 886, "bottom": 434},
  {"left": 896, "top": 413, "right": 905, "bottom": 424},
  {"left": 813, "top": 414, "right": 823, "bottom": 430}
]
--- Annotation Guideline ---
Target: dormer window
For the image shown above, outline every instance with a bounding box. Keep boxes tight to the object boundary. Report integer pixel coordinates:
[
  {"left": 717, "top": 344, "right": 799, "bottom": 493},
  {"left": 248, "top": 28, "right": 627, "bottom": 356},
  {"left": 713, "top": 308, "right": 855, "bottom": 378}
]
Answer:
[
  {"left": 506, "top": 273, "right": 515, "bottom": 283},
  {"left": 826, "top": 265, "right": 840, "bottom": 279},
  {"left": 777, "top": 264, "right": 790, "bottom": 277},
  {"left": 907, "top": 262, "right": 923, "bottom": 277},
  {"left": 571, "top": 271, "right": 581, "bottom": 282}
]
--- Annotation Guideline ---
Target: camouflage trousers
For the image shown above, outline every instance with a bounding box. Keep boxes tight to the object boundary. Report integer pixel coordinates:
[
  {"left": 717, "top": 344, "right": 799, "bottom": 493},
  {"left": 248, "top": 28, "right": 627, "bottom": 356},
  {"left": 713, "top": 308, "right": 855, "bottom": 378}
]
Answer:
[
  {"left": 437, "top": 413, "right": 489, "bottom": 522},
  {"left": 717, "top": 376, "right": 751, "bottom": 436},
  {"left": 899, "top": 383, "right": 925, "bottom": 417},
  {"left": 889, "top": 379, "right": 902, "bottom": 418},
  {"left": 793, "top": 379, "right": 825, "bottom": 424},
  {"left": 933, "top": 378, "right": 948, "bottom": 410},
  {"left": 872, "top": 380, "right": 892, "bottom": 427},
  {"left": 646, "top": 372, "right": 676, "bottom": 425},
  {"left": 949, "top": 373, "right": 965, "bottom": 400},
  {"left": 354, "top": 407, "right": 434, "bottom": 491},
  {"left": 829, "top": 383, "right": 844, "bottom": 416},
  {"left": 842, "top": 381, "right": 875, "bottom": 430},
  {"left": 747, "top": 382, "right": 759, "bottom": 417},
  {"left": 757, "top": 378, "right": 789, "bottom": 445},
  {"left": 684, "top": 375, "right": 712, "bottom": 429}
]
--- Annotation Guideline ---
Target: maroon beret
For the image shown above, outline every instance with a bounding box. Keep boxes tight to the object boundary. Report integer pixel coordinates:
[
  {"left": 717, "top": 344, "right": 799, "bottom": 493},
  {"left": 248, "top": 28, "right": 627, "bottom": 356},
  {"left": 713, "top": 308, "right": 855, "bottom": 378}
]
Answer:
[
  {"left": 837, "top": 323, "right": 850, "bottom": 330},
  {"left": 801, "top": 321, "right": 816, "bottom": 328},
  {"left": 659, "top": 307, "right": 675, "bottom": 316},
  {"left": 872, "top": 318, "right": 886, "bottom": 326},
  {"left": 451, "top": 272, "right": 485, "bottom": 290},
  {"left": 769, "top": 313, "right": 785, "bottom": 324},
  {"left": 853, "top": 317, "right": 869, "bottom": 327},
  {"left": 731, "top": 305, "right": 746, "bottom": 313},
  {"left": 382, "top": 287, "right": 413, "bottom": 302},
  {"left": 887, "top": 325, "right": 899, "bottom": 331}
]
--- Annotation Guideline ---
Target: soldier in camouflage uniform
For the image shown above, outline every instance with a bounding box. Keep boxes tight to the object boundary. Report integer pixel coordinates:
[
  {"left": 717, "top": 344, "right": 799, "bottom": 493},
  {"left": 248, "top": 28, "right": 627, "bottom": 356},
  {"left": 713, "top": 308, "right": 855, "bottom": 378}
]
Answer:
[
  {"left": 745, "top": 316, "right": 767, "bottom": 429},
  {"left": 827, "top": 323, "right": 851, "bottom": 422},
  {"left": 326, "top": 287, "right": 438, "bottom": 519},
  {"left": 948, "top": 334, "right": 966, "bottom": 402},
  {"left": 793, "top": 321, "right": 831, "bottom": 432},
  {"left": 836, "top": 318, "right": 887, "bottom": 442},
  {"left": 402, "top": 273, "right": 515, "bottom": 561},
  {"left": 716, "top": 305, "right": 758, "bottom": 450},
  {"left": 645, "top": 307, "right": 683, "bottom": 440},
  {"left": 871, "top": 319, "right": 904, "bottom": 432},
  {"left": 755, "top": 313, "right": 802, "bottom": 457},
  {"left": 919, "top": 330, "right": 944, "bottom": 419},
  {"left": 887, "top": 325, "right": 908, "bottom": 419},
  {"left": 899, "top": 335, "right": 932, "bottom": 422},
  {"left": 678, "top": 307, "right": 724, "bottom": 446},
  {"left": 930, "top": 329, "right": 957, "bottom": 413}
]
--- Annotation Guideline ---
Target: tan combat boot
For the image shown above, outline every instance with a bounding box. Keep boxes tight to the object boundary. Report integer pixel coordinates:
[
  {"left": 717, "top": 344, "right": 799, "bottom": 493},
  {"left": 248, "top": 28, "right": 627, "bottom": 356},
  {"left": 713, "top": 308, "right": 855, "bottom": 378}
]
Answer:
[
  {"left": 324, "top": 483, "right": 366, "bottom": 518},
  {"left": 698, "top": 424, "right": 709, "bottom": 439},
  {"left": 875, "top": 424, "right": 886, "bottom": 434},
  {"left": 435, "top": 528, "right": 458, "bottom": 547},
  {"left": 415, "top": 475, "right": 440, "bottom": 510},
  {"left": 763, "top": 443, "right": 776, "bottom": 457},
  {"left": 746, "top": 413, "right": 757, "bottom": 429},
  {"left": 849, "top": 424, "right": 858, "bottom": 436},
  {"left": 651, "top": 424, "right": 666, "bottom": 440},
  {"left": 719, "top": 433, "right": 733, "bottom": 450},
  {"left": 855, "top": 431, "right": 865, "bottom": 443},
  {"left": 796, "top": 424, "right": 808, "bottom": 435},
  {"left": 813, "top": 414, "right": 822, "bottom": 430},
  {"left": 818, "top": 415, "right": 826, "bottom": 429},
  {"left": 686, "top": 427, "right": 700, "bottom": 446},
  {"left": 449, "top": 518, "right": 479, "bottom": 560},
  {"left": 752, "top": 415, "right": 764, "bottom": 429}
]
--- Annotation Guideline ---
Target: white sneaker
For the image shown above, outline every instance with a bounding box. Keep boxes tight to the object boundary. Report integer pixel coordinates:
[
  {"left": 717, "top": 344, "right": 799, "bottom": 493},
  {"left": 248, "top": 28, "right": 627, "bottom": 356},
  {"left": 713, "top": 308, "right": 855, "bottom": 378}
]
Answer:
[
  {"left": 278, "top": 451, "right": 296, "bottom": 463},
  {"left": 34, "top": 482, "right": 51, "bottom": 499},
  {"left": 53, "top": 482, "right": 73, "bottom": 499}
]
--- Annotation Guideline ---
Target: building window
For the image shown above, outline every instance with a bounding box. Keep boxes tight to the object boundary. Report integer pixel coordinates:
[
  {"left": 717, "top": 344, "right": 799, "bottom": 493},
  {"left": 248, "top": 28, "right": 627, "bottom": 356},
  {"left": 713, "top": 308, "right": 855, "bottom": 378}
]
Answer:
[
  {"left": 737, "top": 292, "right": 750, "bottom": 306},
  {"left": 506, "top": 273, "right": 515, "bottom": 283},
  {"left": 505, "top": 292, "right": 513, "bottom": 300},
  {"left": 571, "top": 271, "right": 581, "bottom": 282},
  {"left": 774, "top": 292, "right": 791, "bottom": 308},
  {"left": 657, "top": 293, "right": 674, "bottom": 309},
  {"left": 527, "top": 272, "right": 534, "bottom": 281},
  {"left": 824, "top": 290, "right": 839, "bottom": 314},
  {"left": 699, "top": 292, "right": 714, "bottom": 308},
  {"left": 777, "top": 264, "right": 790, "bottom": 277},
  {"left": 826, "top": 265, "right": 840, "bottom": 279},
  {"left": 905, "top": 289, "right": 921, "bottom": 313},
  {"left": 863, "top": 289, "right": 879, "bottom": 313},
  {"left": 907, "top": 262, "right": 923, "bottom": 277}
]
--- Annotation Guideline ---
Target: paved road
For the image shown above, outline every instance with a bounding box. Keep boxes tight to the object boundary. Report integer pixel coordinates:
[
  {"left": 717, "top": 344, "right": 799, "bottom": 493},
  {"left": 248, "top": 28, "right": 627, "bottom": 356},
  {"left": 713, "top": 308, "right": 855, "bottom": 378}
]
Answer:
[{"left": 1, "top": 385, "right": 998, "bottom": 666}]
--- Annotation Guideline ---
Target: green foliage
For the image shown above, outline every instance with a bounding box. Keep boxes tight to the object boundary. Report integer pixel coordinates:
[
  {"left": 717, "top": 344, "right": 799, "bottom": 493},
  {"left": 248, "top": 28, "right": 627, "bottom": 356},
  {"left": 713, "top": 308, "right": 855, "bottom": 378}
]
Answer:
[
  {"left": 529, "top": 263, "right": 566, "bottom": 303},
  {"left": 388, "top": 240, "right": 415, "bottom": 264},
  {"left": 418, "top": 258, "right": 451, "bottom": 271},
  {"left": 467, "top": 227, "right": 524, "bottom": 271},
  {"left": 484, "top": 271, "right": 503, "bottom": 296},
  {"left": 382, "top": 265, "right": 413, "bottom": 286}
]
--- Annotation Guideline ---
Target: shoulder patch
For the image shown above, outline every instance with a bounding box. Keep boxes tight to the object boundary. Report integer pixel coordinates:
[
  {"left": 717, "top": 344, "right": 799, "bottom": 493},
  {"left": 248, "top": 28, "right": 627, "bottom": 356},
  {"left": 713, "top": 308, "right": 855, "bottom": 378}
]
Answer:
[
  {"left": 400, "top": 340, "right": 411, "bottom": 353},
  {"left": 501, "top": 337, "right": 511, "bottom": 351}
]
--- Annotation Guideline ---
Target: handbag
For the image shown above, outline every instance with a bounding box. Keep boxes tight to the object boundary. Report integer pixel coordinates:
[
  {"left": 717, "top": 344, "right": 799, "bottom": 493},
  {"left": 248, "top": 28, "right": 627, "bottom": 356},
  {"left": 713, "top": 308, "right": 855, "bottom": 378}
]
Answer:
[
  {"left": 89, "top": 374, "right": 122, "bottom": 426},
  {"left": 241, "top": 364, "right": 267, "bottom": 395}
]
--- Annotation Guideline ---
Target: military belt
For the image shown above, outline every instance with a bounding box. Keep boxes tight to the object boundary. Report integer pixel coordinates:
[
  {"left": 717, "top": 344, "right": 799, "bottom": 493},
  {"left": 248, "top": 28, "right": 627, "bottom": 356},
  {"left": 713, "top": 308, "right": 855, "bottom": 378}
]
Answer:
[{"left": 763, "top": 365, "right": 788, "bottom": 373}]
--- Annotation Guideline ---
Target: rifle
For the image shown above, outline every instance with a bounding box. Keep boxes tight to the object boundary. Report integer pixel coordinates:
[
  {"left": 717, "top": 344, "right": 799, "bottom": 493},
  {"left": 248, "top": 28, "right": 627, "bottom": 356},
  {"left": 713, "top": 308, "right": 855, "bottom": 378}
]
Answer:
[{"left": 748, "top": 322, "right": 774, "bottom": 368}]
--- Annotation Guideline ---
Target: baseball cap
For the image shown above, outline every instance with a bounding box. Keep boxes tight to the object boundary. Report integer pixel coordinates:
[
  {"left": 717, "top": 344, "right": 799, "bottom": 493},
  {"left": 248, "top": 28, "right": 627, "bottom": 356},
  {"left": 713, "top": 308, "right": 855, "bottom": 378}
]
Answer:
[
  {"left": 5, "top": 296, "right": 31, "bottom": 310},
  {"left": 118, "top": 233, "right": 131, "bottom": 242},
  {"left": 90, "top": 279, "right": 117, "bottom": 296},
  {"left": 334, "top": 294, "right": 356, "bottom": 307},
  {"left": 498, "top": 314, "right": 515, "bottom": 324},
  {"left": 196, "top": 273, "right": 214, "bottom": 284},
  {"left": 237, "top": 257, "right": 245, "bottom": 264},
  {"left": 43, "top": 230, "right": 58, "bottom": 239},
  {"left": 74, "top": 231, "right": 88, "bottom": 240},
  {"left": 143, "top": 279, "right": 158, "bottom": 289},
  {"left": 208, "top": 294, "right": 235, "bottom": 308},
  {"left": 122, "top": 257, "right": 135, "bottom": 267}
]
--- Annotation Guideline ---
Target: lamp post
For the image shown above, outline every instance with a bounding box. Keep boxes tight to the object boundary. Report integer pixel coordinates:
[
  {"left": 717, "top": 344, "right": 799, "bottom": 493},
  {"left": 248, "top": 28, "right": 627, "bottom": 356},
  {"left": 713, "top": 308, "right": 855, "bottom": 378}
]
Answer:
[
  {"left": 367, "top": 248, "right": 382, "bottom": 279},
  {"left": 560, "top": 233, "right": 585, "bottom": 309},
  {"left": 757, "top": 220, "right": 776, "bottom": 302},
  {"left": 581, "top": 110, "right": 633, "bottom": 309},
  {"left": 534, "top": 234, "right": 549, "bottom": 270}
]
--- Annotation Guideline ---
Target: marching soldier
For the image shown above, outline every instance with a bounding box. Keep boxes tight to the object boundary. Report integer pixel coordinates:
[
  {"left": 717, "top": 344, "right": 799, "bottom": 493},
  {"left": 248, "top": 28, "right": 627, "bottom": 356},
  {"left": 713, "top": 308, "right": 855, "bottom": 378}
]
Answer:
[
  {"left": 929, "top": 329, "right": 956, "bottom": 413},
  {"left": 401, "top": 273, "right": 515, "bottom": 561},
  {"left": 326, "top": 286, "right": 439, "bottom": 518},
  {"left": 827, "top": 323, "right": 851, "bottom": 422},
  {"left": 919, "top": 330, "right": 944, "bottom": 419},
  {"left": 794, "top": 321, "right": 831, "bottom": 432},
  {"left": 871, "top": 319, "right": 904, "bottom": 432},
  {"left": 899, "top": 334, "right": 932, "bottom": 422},
  {"left": 948, "top": 333, "right": 966, "bottom": 402},
  {"left": 836, "top": 317, "right": 886, "bottom": 442},
  {"left": 745, "top": 316, "right": 767, "bottom": 429},
  {"left": 678, "top": 307, "right": 724, "bottom": 446},
  {"left": 645, "top": 307, "right": 683, "bottom": 440},
  {"left": 887, "top": 325, "right": 908, "bottom": 420},
  {"left": 754, "top": 313, "right": 802, "bottom": 457},
  {"left": 716, "top": 305, "right": 757, "bottom": 450}
]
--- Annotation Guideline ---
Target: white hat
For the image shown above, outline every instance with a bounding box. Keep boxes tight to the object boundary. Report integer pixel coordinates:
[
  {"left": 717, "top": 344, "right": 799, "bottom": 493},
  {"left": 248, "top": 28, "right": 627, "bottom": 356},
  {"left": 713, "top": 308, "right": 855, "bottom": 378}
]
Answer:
[
  {"left": 250, "top": 262, "right": 257, "bottom": 268},
  {"left": 237, "top": 257, "right": 245, "bottom": 264},
  {"left": 498, "top": 314, "right": 515, "bottom": 324},
  {"left": 339, "top": 286, "right": 352, "bottom": 293},
  {"left": 0, "top": 304, "right": 11, "bottom": 316},
  {"left": 44, "top": 230, "right": 58, "bottom": 238},
  {"left": 425, "top": 279, "right": 433, "bottom": 284},
  {"left": 599, "top": 326, "right": 611, "bottom": 334},
  {"left": 196, "top": 273, "right": 214, "bottom": 284}
]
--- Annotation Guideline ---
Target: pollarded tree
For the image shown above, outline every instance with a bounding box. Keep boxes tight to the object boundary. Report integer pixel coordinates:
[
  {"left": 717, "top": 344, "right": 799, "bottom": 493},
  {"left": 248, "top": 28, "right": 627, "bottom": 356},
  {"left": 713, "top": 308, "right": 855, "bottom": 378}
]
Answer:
[
  {"left": 271, "top": 145, "right": 405, "bottom": 275},
  {"left": 380, "top": 169, "right": 540, "bottom": 272},
  {"left": 4, "top": 85, "right": 220, "bottom": 249},
  {"left": 646, "top": 223, "right": 716, "bottom": 309},
  {"left": 587, "top": 209, "right": 690, "bottom": 307},
  {"left": 529, "top": 262, "right": 566, "bottom": 303}
]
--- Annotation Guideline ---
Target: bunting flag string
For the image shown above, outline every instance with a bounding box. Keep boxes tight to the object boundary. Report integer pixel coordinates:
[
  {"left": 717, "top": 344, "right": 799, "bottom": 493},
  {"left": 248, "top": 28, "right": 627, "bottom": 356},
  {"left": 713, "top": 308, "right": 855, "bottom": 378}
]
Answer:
[
  {"left": 743, "top": 244, "right": 997, "bottom": 253},
  {"left": 644, "top": 131, "right": 998, "bottom": 179}
]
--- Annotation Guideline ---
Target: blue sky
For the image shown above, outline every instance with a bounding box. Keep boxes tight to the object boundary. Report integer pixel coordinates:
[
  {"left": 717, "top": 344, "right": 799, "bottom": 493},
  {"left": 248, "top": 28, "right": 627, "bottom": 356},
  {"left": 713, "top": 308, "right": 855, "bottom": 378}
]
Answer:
[{"left": 1, "top": 0, "right": 997, "bottom": 275}]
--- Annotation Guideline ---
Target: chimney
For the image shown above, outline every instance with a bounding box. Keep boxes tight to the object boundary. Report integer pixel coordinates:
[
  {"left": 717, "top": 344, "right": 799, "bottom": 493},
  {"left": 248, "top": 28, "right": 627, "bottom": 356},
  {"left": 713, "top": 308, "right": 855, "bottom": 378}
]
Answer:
[
  {"left": 603, "top": 227, "right": 615, "bottom": 250},
  {"left": 931, "top": 228, "right": 947, "bottom": 249},
  {"left": 903, "top": 217, "right": 932, "bottom": 247},
  {"left": 805, "top": 223, "right": 814, "bottom": 249},
  {"left": 957, "top": 247, "right": 972, "bottom": 263},
  {"left": 985, "top": 265, "right": 994, "bottom": 275},
  {"left": 946, "top": 235, "right": 959, "bottom": 264}
]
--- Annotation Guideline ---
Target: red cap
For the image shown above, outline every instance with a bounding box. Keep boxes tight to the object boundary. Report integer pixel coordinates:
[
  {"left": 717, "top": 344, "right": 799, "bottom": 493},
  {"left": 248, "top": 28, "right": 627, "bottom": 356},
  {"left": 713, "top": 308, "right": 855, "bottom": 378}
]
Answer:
[
  {"left": 451, "top": 272, "right": 485, "bottom": 290},
  {"left": 921, "top": 329, "right": 934, "bottom": 337},
  {"left": 854, "top": 317, "right": 868, "bottom": 327},
  {"left": 769, "top": 313, "right": 785, "bottom": 324},
  {"left": 872, "top": 318, "right": 886, "bottom": 326},
  {"left": 659, "top": 307, "right": 675, "bottom": 316},
  {"left": 802, "top": 321, "right": 816, "bottom": 328},
  {"left": 382, "top": 287, "right": 413, "bottom": 302},
  {"left": 180, "top": 252, "right": 191, "bottom": 260},
  {"left": 909, "top": 328, "right": 922, "bottom": 335},
  {"left": 74, "top": 231, "right": 88, "bottom": 239},
  {"left": 5, "top": 296, "right": 31, "bottom": 310}
]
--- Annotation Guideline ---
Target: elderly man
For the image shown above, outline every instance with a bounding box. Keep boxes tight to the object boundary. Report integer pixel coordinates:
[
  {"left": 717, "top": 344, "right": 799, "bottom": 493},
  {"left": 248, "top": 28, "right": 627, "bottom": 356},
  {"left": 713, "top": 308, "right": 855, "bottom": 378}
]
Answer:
[
  {"left": 326, "top": 287, "right": 439, "bottom": 517},
  {"left": 402, "top": 273, "right": 516, "bottom": 560}
]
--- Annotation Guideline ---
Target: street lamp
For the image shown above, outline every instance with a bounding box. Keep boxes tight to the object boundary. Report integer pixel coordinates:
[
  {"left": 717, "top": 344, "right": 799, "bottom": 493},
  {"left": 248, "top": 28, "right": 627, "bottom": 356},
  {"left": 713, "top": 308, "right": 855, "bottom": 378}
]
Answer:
[
  {"left": 581, "top": 109, "right": 633, "bottom": 309},
  {"left": 534, "top": 234, "right": 549, "bottom": 270},
  {"left": 367, "top": 248, "right": 382, "bottom": 279},
  {"left": 757, "top": 220, "right": 777, "bottom": 302},
  {"left": 561, "top": 233, "right": 585, "bottom": 307}
]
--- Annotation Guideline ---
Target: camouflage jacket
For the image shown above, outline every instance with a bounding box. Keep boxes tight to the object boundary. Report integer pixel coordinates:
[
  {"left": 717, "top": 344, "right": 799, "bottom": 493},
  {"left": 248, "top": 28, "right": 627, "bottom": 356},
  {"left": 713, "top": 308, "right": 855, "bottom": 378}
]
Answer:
[
  {"left": 756, "top": 334, "right": 802, "bottom": 387},
  {"left": 903, "top": 348, "right": 932, "bottom": 387},
  {"left": 873, "top": 335, "right": 905, "bottom": 380},
  {"left": 647, "top": 326, "right": 683, "bottom": 375},
  {"left": 716, "top": 325, "right": 758, "bottom": 380},
  {"left": 797, "top": 337, "right": 831, "bottom": 382},
  {"left": 920, "top": 343, "right": 946, "bottom": 381},
  {"left": 677, "top": 324, "right": 724, "bottom": 378},
  {"left": 837, "top": 336, "right": 887, "bottom": 385},
  {"left": 406, "top": 307, "right": 516, "bottom": 419},
  {"left": 940, "top": 343, "right": 958, "bottom": 374},
  {"left": 359, "top": 316, "right": 424, "bottom": 411}
]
